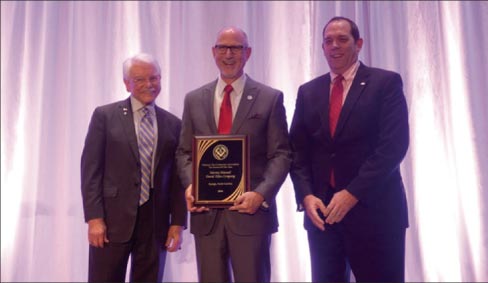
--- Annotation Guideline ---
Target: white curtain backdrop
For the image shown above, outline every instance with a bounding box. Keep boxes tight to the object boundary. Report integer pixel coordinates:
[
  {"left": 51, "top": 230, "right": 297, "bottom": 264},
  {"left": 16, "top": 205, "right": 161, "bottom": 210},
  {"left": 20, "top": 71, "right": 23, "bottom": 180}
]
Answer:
[{"left": 1, "top": 1, "right": 487, "bottom": 282}]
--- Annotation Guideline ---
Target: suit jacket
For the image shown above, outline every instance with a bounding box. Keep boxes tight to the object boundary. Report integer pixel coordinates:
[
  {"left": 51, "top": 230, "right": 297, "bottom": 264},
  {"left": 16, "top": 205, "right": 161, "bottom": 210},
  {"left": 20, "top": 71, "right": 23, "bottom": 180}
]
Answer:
[
  {"left": 81, "top": 97, "right": 186, "bottom": 243},
  {"left": 290, "top": 62, "right": 409, "bottom": 235},
  {"left": 176, "top": 76, "right": 292, "bottom": 236}
]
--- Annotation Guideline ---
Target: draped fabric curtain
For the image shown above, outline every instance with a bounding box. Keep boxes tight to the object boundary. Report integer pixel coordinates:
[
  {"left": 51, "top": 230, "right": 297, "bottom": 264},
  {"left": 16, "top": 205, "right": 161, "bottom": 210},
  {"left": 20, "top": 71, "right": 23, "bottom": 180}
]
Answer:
[{"left": 1, "top": 1, "right": 487, "bottom": 281}]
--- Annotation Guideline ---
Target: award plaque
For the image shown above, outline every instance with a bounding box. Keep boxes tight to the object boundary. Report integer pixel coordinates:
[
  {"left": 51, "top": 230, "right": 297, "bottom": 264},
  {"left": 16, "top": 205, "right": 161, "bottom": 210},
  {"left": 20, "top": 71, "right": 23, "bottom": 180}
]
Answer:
[{"left": 192, "top": 135, "right": 250, "bottom": 207}]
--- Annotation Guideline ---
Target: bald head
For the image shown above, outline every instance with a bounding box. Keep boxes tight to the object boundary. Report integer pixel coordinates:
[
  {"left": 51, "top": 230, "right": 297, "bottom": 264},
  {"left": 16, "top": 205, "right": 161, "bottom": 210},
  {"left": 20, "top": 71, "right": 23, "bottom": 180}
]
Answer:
[{"left": 215, "top": 27, "right": 249, "bottom": 47}]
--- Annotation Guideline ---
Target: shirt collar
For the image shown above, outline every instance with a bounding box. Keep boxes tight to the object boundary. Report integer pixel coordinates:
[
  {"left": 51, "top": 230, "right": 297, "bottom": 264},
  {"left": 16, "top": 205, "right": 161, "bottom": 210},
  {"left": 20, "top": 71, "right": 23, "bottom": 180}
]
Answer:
[
  {"left": 216, "top": 73, "right": 247, "bottom": 97},
  {"left": 130, "top": 96, "right": 155, "bottom": 115},
  {"left": 331, "top": 60, "right": 360, "bottom": 83}
]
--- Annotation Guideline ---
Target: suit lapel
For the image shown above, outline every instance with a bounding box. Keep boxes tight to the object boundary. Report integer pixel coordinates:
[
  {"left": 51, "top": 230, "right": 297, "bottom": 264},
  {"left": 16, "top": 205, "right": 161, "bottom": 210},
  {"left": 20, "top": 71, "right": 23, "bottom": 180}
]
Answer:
[
  {"left": 118, "top": 98, "right": 139, "bottom": 161},
  {"left": 335, "top": 63, "right": 369, "bottom": 137},
  {"left": 317, "top": 74, "right": 332, "bottom": 139},
  {"left": 232, "top": 77, "right": 258, "bottom": 133},
  {"left": 204, "top": 81, "right": 218, "bottom": 134},
  {"left": 153, "top": 107, "right": 166, "bottom": 170}
]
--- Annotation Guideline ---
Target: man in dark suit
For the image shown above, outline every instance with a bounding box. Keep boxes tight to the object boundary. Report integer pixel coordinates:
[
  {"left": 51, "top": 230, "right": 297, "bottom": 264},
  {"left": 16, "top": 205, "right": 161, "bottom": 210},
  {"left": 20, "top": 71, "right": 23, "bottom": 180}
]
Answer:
[
  {"left": 175, "top": 27, "right": 291, "bottom": 282},
  {"left": 290, "top": 17, "right": 410, "bottom": 282},
  {"left": 81, "top": 53, "right": 186, "bottom": 282}
]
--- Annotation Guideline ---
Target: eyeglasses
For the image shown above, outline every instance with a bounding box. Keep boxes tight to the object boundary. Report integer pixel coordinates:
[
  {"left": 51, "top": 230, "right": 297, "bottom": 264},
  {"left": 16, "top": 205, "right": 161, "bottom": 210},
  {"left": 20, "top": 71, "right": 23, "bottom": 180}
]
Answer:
[
  {"left": 132, "top": 75, "right": 160, "bottom": 85},
  {"left": 214, "top": 45, "right": 247, "bottom": 54}
]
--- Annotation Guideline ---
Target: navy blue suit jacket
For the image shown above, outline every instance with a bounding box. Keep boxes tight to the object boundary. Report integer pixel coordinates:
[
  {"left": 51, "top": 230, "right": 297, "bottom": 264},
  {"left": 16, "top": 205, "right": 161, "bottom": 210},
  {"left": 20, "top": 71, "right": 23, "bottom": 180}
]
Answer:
[{"left": 290, "top": 63, "right": 409, "bottom": 234}]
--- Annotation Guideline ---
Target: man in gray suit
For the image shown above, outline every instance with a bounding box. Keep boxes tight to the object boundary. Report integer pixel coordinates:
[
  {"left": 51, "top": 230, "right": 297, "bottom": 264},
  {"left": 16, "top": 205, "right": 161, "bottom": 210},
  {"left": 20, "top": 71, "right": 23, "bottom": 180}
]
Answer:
[
  {"left": 81, "top": 53, "right": 186, "bottom": 282},
  {"left": 176, "top": 27, "right": 291, "bottom": 282}
]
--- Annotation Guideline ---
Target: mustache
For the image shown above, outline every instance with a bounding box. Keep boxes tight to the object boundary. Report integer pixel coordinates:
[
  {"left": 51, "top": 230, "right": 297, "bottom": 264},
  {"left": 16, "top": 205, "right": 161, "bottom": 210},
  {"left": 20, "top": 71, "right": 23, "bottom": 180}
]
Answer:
[{"left": 141, "top": 88, "right": 157, "bottom": 93}]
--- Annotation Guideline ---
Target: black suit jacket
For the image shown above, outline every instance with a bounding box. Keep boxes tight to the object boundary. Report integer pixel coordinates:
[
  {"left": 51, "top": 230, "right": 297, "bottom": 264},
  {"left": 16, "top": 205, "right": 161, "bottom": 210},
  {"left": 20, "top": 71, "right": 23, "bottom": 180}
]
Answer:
[
  {"left": 81, "top": 97, "right": 186, "bottom": 243},
  {"left": 176, "top": 76, "right": 292, "bottom": 236},
  {"left": 290, "top": 63, "right": 409, "bottom": 234}
]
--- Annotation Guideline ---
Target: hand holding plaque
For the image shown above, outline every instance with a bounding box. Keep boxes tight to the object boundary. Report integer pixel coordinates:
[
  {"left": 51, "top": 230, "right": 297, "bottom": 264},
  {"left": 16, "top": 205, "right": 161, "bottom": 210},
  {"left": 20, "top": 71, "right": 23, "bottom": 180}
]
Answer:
[{"left": 192, "top": 135, "right": 250, "bottom": 207}]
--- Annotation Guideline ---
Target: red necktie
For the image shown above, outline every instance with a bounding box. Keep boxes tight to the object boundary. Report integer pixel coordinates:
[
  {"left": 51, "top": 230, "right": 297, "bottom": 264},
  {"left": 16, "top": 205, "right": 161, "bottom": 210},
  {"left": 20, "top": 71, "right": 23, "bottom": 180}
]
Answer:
[
  {"left": 329, "top": 75, "right": 344, "bottom": 137},
  {"left": 329, "top": 75, "right": 343, "bottom": 187},
  {"left": 218, "top": 84, "right": 233, "bottom": 134}
]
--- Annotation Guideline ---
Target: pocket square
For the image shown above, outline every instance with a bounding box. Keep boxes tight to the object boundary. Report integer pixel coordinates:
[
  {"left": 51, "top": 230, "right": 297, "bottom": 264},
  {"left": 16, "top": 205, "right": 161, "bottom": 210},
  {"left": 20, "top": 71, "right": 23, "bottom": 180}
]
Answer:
[{"left": 248, "top": 113, "right": 262, "bottom": 119}]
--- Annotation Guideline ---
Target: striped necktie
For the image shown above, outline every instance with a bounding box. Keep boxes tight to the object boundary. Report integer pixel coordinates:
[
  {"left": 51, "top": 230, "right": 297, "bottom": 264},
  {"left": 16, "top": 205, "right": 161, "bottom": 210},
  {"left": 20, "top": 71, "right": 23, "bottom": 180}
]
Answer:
[{"left": 138, "top": 107, "right": 154, "bottom": 205}]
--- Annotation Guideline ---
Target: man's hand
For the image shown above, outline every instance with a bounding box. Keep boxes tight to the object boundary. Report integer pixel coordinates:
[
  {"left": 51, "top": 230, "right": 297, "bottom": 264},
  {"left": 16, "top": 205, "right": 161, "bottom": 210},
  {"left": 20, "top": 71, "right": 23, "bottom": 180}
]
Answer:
[
  {"left": 229, "top": 191, "right": 264, "bottom": 214},
  {"left": 88, "top": 218, "right": 109, "bottom": 248},
  {"left": 185, "top": 185, "right": 209, "bottom": 213},
  {"left": 303, "top": 194, "right": 327, "bottom": 231},
  {"left": 165, "top": 225, "right": 183, "bottom": 252},
  {"left": 323, "top": 189, "right": 358, "bottom": 224}
]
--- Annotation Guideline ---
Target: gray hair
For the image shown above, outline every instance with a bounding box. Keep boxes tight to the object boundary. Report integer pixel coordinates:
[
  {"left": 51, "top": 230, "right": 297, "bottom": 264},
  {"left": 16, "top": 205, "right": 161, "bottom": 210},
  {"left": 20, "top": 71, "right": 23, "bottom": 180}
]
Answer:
[{"left": 122, "top": 53, "right": 161, "bottom": 80}]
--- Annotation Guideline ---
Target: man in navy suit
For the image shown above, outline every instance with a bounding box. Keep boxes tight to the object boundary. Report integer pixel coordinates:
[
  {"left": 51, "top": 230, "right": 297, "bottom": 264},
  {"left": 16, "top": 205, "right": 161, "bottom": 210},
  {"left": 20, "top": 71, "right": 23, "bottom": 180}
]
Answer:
[
  {"left": 176, "top": 27, "right": 291, "bottom": 282},
  {"left": 290, "top": 17, "right": 410, "bottom": 282},
  {"left": 81, "top": 53, "right": 186, "bottom": 282}
]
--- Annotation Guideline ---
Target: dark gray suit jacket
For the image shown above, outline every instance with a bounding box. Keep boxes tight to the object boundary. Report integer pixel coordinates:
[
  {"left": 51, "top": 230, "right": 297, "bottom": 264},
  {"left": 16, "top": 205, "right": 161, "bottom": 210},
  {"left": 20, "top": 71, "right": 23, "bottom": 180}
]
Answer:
[
  {"left": 176, "top": 76, "right": 292, "bottom": 235},
  {"left": 290, "top": 63, "right": 409, "bottom": 235},
  {"left": 81, "top": 97, "right": 186, "bottom": 243}
]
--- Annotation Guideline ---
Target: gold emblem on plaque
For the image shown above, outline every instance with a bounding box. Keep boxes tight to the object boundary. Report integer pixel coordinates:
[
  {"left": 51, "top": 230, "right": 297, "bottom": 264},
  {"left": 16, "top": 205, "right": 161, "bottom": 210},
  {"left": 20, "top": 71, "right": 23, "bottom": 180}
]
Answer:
[{"left": 213, "top": 144, "right": 229, "bottom": 160}]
